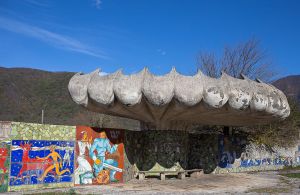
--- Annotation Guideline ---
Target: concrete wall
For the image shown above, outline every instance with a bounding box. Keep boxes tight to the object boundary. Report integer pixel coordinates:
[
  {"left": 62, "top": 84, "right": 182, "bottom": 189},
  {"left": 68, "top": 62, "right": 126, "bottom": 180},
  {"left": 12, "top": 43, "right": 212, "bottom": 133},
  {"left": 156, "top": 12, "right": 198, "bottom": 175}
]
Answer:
[
  {"left": 75, "top": 126, "right": 124, "bottom": 185},
  {"left": 214, "top": 134, "right": 300, "bottom": 173},
  {"left": 0, "top": 121, "right": 126, "bottom": 193},
  {"left": 7, "top": 122, "right": 76, "bottom": 192},
  {"left": 124, "top": 130, "right": 216, "bottom": 180},
  {"left": 1, "top": 121, "right": 299, "bottom": 192},
  {"left": 124, "top": 130, "right": 189, "bottom": 172},
  {"left": 124, "top": 130, "right": 300, "bottom": 179}
]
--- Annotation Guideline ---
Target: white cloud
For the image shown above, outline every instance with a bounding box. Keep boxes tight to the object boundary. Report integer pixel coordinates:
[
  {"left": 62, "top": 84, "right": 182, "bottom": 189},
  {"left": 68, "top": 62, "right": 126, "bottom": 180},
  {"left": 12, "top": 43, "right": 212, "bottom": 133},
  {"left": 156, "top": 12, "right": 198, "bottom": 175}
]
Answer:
[
  {"left": 157, "top": 48, "right": 166, "bottom": 56},
  {"left": 94, "top": 0, "right": 102, "bottom": 9},
  {"left": 0, "top": 17, "right": 108, "bottom": 59}
]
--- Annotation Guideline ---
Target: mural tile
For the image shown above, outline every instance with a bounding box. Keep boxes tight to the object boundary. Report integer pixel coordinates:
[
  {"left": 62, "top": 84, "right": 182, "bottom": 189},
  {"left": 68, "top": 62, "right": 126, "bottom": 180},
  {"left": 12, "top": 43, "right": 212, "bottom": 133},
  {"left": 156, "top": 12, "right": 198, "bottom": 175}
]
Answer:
[
  {"left": 60, "top": 174, "right": 73, "bottom": 183},
  {"left": 9, "top": 162, "right": 24, "bottom": 186},
  {"left": 27, "top": 166, "right": 43, "bottom": 185},
  {"left": 75, "top": 126, "right": 124, "bottom": 185},
  {"left": 60, "top": 141, "right": 75, "bottom": 167},
  {"left": 0, "top": 173, "right": 8, "bottom": 192},
  {"left": 21, "top": 168, "right": 31, "bottom": 185},
  {"left": 43, "top": 173, "right": 59, "bottom": 184},
  {"left": 11, "top": 140, "right": 24, "bottom": 163},
  {"left": 9, "top": 139, "right": 75, "bottom": 190},
  {"left": 11, "top": 122, "right": 76, "bottom": 141},
  {"left": 0, "top": 140, "right": 10, "bottom": 193},
  {"left": 28, "top": 140, "right": 46, "bottom": 159}
]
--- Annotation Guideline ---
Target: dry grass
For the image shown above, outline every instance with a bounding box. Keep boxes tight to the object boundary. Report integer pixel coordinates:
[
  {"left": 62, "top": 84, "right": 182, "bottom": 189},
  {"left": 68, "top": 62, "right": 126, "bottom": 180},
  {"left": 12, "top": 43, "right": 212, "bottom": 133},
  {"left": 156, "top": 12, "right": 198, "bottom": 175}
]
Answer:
[{"left": 247, "top": 187, "right": 291, "bottom": 193}]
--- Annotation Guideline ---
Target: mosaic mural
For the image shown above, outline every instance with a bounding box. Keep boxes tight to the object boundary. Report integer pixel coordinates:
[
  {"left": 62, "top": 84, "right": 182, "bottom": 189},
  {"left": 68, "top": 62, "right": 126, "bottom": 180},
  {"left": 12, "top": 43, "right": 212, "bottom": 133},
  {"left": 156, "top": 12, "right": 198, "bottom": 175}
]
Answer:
[
  {"left": 215, "top": 132, "right": 300, "bottom": 173},
  {"left": 9, "top": 140, "right": 74, "bottom": 187},
  {"left": 75, "top": 126, "right": 124, "bottom": 185},
  {"left": 125, "top": 130, "right": 189, "bottom": 174},
  {"left": 218, "top": 133, "right": 247, "bottom": 168},
  {"left": 0, "top": 141, "right": 10, "bottom": 193},
  {"left": 10, "top": 122, "right": 75, "bottom": 141},
  {"left": 0, "top": 120, "right": 299, "bottom": 192}
]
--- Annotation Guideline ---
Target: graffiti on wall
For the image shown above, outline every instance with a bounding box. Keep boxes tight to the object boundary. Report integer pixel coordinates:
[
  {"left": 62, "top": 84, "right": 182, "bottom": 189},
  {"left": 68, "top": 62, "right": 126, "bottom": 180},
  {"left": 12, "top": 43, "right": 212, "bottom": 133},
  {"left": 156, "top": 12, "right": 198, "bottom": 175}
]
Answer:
[
  {"left": 0, "top": 141, "right": 10, "bottom": 192},
  {"left": 9, "top": 140, "right": 74, "bottom": 186},
  {"left": 218, "top": 133, "right": 247, "bottom": 168},
  {"left": 218, "top": 131, "right": 297, "bottom": 171},
  {"left": 295, "top": 145, "right": 300, "bottom": 163},
  {"left": 239, "top": 157, "right": 293, "bottom": 167},
  {"left": 75, "top": 126, "right": 124, "bottom": 185}
]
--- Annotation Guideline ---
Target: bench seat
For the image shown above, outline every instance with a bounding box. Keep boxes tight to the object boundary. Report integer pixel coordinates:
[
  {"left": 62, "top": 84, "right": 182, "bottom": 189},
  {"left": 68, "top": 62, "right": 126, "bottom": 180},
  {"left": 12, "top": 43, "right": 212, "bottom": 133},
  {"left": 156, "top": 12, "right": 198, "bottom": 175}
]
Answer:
[{"left": 138, "top": 169, "right": 203, "bottom": 180}]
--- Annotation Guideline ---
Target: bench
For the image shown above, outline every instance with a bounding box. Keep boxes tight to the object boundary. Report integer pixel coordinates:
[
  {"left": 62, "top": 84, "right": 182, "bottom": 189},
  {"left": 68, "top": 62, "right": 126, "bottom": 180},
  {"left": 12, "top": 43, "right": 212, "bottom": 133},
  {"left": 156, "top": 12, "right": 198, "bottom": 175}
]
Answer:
[{"left": 138, "top": 169, "right": 203, "bottom": 181}]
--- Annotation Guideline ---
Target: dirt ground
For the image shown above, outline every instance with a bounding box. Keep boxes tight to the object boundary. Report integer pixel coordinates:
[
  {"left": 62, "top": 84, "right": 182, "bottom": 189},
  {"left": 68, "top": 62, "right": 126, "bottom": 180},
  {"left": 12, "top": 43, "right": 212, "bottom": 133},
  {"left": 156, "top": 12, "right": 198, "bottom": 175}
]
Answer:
[{"left": 4, "top": 171, "right": 300, "bottom": 194}]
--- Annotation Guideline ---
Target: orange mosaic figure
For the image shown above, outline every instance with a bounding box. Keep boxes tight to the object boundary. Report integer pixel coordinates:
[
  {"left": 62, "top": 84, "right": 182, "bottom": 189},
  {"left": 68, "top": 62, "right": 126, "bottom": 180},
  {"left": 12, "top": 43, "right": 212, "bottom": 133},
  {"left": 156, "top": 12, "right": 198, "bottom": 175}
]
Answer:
[{"left": 37, "top": 145, "right": 70, "bottom": 181}]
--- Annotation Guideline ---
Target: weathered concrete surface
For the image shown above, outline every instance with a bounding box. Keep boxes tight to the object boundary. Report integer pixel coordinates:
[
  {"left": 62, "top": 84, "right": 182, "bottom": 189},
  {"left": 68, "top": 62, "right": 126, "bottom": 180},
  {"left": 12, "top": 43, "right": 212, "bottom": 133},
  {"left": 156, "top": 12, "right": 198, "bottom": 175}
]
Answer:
[
  {"left": 123, "top": 130, "right": 299, "bottom": 179},
  {"left": 4, "top": 171, "right": 300, "bottom": 194},
  {"left": 68, "top": 68, "right": 290, "bottom": 130}
]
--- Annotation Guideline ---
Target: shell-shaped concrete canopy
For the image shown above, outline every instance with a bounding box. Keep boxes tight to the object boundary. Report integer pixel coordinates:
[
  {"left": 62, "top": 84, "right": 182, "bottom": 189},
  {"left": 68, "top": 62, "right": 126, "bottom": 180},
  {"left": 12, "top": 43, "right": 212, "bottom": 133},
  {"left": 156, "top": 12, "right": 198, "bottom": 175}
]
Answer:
[{"left": 68, "top": 68, "right": 290, "bottom": 130}]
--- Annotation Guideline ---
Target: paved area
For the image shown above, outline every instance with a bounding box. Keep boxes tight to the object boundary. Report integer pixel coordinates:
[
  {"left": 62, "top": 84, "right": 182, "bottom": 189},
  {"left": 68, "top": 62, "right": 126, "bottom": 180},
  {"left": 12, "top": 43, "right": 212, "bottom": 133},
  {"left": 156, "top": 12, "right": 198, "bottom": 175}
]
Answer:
[{"left": 4, "top": 171, "right": 300, "bottom": 194}]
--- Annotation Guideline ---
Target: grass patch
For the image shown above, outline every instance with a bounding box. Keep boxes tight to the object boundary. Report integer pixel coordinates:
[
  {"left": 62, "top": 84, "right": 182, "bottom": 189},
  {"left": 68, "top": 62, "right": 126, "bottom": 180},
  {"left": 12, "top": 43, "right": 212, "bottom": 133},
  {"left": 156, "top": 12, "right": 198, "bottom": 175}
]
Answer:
[
  {"left": 25, "top": 188, "right": 77, "bottom": 195},
  {"left": 247, "top": 187, "right": 291, "bottom": 193},
  {"left": 25, "top": 193, "right": 75, "bottom": 195},
  {"left": 280, "top": 173, "right": 300, "bottom": 179},
  {"left": 281, "top": 165, "right": 300, "bottom": 171}
]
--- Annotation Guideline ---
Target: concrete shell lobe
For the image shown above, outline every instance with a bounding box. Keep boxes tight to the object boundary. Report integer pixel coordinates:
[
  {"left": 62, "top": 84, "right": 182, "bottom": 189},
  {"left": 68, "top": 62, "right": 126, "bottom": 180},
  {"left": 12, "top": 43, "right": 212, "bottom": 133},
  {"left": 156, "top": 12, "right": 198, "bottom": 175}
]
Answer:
[{"left": 68, "top": 68, "right": 290, "bottom": 130}]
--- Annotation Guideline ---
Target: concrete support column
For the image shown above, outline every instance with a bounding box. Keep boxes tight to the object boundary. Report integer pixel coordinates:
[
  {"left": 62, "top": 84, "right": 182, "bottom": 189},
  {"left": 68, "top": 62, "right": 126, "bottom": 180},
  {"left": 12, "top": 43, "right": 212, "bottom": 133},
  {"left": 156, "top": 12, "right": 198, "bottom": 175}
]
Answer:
[
  {"left": 178, "top": 172, "right": 185, "bottom": 180},
  {"left": 160, "top": 173, "right": 165, "bottom": 180},
  {"left": 138, "top": 173, "right": 145, "bottom": 181},
  {"left": 190, "top": 171, "right": 203, "bottom": 178}
]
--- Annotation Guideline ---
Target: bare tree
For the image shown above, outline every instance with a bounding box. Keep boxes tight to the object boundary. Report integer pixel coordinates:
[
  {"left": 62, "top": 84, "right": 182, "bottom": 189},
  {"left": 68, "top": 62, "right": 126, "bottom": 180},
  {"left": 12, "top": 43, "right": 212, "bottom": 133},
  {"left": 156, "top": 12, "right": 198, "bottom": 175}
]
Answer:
[
  {"left": 197, "top": 38, "right": 277, "bottom": 82},
  {"left": 197, "top": 38, "right": 300, "bottom": 148}
]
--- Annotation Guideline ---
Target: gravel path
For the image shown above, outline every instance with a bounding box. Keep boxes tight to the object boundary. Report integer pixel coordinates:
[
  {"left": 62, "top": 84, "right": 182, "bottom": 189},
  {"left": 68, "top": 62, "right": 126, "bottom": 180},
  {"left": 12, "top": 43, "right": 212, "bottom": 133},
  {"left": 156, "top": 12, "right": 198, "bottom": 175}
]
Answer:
[{"left": 3, "top": 171, "right": 300, "bottom": 194}]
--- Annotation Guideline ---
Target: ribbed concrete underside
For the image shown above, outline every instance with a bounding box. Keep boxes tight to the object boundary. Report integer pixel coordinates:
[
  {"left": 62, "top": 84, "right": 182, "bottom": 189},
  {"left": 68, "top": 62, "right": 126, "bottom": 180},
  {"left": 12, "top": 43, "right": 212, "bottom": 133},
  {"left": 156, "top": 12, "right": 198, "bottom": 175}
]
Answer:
[{"left": 68, "top": 68, "right": 290, "bottom": 130}]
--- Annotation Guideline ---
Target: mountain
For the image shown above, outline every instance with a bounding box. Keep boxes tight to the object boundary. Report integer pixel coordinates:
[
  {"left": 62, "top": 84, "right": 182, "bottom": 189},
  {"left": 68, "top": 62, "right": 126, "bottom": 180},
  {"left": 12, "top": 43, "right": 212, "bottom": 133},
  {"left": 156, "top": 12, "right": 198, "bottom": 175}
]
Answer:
[
  {"left": 0, "top": 67, "right": 299, "bottom": 127},
  {"left": 0, "top": 67, "right": 140, "bottom": 129},
  {"left": 273, "top": 75, "right": 300, "bottom": 106}
]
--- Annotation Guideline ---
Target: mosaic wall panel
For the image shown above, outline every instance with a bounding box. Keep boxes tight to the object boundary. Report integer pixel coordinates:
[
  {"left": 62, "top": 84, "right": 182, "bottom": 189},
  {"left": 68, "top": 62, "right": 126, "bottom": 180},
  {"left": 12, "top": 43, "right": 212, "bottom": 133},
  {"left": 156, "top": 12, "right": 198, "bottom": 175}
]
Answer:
[
  {"left": 9, "top": 140, "right": 74, "bottom": 189},
  {"left": 188, "top": 133, "right": 218, "bottom": 173},
  {"left": 10, "top": 122, "right": 75, "bottom": 141},
  {"left": 0, "top": 141, "right": 10, "bottom": 193},
  {"left": 75, "top": 126, "right": 124, "bottom": 185},
  {"left": 215, "top": 132, "right": 300, "bottom": 173},
  {"left": 124, "top": 130, "right": 189, "bottom": 175},
  {"left": 124, "top": 130, "right": 300, "bottom": 177},
  {"left": 2, "top": 120, "right": 299, "bottom": 191}
]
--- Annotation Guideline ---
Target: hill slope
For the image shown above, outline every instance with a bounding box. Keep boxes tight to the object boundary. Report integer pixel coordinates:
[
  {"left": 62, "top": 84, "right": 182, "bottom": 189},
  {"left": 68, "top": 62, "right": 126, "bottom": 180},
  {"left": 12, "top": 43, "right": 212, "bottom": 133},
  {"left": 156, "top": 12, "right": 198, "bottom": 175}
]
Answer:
[
  {"left": 0, "top": 67, "right": 139, "bottom": 129},
  {"left": 273, "top": 75, "right": 300, "bottom": 105}
]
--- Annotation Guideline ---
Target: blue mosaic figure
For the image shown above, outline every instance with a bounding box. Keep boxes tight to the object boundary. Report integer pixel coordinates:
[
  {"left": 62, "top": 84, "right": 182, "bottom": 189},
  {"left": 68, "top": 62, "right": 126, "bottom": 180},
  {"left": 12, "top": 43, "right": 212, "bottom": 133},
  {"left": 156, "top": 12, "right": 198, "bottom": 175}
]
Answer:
[{"left": 89, "top": 131, "right": 119, "bottom": 182}]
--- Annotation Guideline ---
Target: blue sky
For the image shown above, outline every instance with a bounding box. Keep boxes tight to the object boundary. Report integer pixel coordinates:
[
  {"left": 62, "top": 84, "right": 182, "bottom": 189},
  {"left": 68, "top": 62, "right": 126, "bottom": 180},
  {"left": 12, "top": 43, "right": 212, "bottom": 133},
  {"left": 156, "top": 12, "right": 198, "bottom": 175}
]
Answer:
[{"left": 0, "top": 0, "right": 299, "bottom": 77}]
